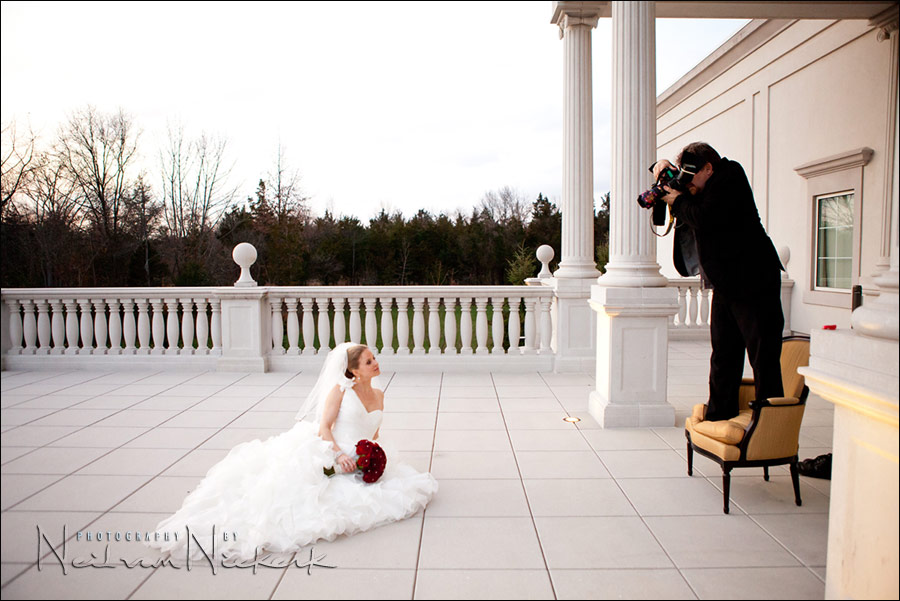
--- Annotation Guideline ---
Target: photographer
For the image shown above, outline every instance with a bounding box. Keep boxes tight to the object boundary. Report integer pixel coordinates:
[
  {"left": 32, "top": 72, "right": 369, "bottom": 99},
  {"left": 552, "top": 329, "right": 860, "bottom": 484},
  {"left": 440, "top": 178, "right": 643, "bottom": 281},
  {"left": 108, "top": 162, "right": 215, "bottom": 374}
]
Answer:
[{"left": 656, "top": 142, "right": 784, "bottom": 422}]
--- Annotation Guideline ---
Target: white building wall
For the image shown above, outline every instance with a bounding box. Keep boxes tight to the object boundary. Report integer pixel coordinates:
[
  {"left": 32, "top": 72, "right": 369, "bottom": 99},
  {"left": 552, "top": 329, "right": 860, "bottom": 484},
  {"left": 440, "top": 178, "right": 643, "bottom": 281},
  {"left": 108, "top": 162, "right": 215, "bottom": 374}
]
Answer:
[{"left": 655, "top": 18, "right": 894, "bottom": 334}]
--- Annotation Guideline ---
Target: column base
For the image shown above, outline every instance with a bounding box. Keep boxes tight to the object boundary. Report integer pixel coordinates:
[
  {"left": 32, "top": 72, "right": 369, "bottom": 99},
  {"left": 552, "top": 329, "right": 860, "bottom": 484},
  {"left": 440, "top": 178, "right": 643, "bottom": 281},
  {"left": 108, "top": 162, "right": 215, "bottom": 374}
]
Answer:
[
  {"left": 597, "top": 262, "right": 668, "bottom": 288},
  {"left": 589, "top": 391, "right": 675, "bottom": 427},
  {"left": 554, "top": 262, "right": 601, "bottom": 280},
  {"left": 589, "top": 285, "right": 679, "bottom": 428}
]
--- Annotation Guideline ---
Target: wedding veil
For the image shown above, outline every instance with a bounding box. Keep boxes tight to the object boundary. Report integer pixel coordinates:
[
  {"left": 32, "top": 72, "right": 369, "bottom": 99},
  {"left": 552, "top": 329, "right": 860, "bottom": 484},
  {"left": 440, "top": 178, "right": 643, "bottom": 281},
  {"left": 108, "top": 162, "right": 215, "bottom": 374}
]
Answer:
[{"left": 294, "top": 342, "right": 383, "bottom": 422}]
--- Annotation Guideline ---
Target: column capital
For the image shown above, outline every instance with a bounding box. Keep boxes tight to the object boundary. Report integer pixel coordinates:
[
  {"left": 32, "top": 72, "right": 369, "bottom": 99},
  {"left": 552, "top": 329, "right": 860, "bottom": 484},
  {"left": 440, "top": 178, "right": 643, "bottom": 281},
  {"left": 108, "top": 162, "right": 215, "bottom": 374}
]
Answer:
[{"left": 551, "top": 1, "right": 604, "bottom": 37}]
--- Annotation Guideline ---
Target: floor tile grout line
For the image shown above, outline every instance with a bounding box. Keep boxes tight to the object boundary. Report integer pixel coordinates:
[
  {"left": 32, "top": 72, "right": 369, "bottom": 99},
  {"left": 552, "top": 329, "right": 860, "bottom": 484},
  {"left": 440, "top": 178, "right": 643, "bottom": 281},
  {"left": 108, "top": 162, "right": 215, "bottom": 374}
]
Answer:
[
  {"left": 1, "top": 368, "right": 227, "bottom": 474},
  {"left": 0, "top": 370, "right": 204, "bottom": 508},
  {"left": 409, "top": 370, "right": 440, "bottom": 601},
  {"left": 0, "top": 369, "right": 165, "bottom": 433},
  {"left": 267, "top": 551, "right": 298, "bottom": 600},
  {"left": 0, "top": 369, "right": 90, "bottom": 396},
  {"left": 0, "top": 369, "right": 269, "bottom": 585},
  {"left": 2, "top": 368, "right": 318, "bottom": 592},
  {"left": 492, "top": 371, "right": 558, "bottom": 601},
  {"left": 548, "top": 382, "right": 703, "bottom": 600}
]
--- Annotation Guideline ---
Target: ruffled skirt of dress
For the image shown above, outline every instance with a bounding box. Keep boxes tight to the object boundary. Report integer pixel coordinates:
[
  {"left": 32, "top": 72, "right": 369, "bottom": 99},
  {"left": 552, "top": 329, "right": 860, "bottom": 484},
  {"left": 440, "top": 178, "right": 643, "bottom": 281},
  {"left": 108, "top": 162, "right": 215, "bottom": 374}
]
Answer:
[{"left": 146, "top": 421, "right": 437, "bottom": 560}]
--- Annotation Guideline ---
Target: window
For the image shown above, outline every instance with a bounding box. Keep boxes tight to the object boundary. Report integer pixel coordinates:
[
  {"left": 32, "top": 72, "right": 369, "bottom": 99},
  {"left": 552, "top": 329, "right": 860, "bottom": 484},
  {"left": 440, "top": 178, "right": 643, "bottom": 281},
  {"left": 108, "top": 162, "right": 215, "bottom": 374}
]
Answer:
[
  {"left": 815, "top": 192, "right": 854, "bottom": 290},
  {"left": 794, "top": 147, "right": 871, "bottom": 308}
]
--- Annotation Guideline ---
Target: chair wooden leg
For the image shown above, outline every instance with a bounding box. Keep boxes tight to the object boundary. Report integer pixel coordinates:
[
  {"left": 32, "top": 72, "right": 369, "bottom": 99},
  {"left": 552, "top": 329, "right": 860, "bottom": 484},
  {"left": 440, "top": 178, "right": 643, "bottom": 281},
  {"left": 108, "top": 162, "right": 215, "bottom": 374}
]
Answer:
[
  {"left": 722, "top": 468, "right": 732, "bottom": 514},
  {"left": 687, "top": 442, "right": 693, "bottom": 476},
  {"left": 763, "top": 466, "right": 769, "bottom": 481},
  {"left": 790, "top": 459, "right": 803, "bottom": 506}
]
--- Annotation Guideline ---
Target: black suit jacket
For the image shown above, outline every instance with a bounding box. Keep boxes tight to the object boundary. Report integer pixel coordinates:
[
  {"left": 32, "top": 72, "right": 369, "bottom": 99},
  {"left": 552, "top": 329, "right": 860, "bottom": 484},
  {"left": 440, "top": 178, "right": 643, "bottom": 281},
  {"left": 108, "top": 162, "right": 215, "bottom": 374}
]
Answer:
[{"left": 670, "top": 158, "right": 783, "bottom": 298}]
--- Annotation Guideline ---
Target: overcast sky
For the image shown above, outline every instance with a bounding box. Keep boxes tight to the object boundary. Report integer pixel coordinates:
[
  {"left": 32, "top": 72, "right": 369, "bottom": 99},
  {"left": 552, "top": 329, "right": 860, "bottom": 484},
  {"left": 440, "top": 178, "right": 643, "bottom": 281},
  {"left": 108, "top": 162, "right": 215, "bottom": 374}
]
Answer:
[{"left": 1, "top": 1, "right": 747, "bottom": 220}]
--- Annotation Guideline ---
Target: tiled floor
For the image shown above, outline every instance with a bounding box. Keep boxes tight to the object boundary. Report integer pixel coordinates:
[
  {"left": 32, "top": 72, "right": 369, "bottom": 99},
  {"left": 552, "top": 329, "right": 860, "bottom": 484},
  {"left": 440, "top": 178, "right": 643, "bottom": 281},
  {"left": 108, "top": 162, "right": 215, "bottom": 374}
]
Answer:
[{"left": 0, "top": 341, "right": 832, "bottom": 599}]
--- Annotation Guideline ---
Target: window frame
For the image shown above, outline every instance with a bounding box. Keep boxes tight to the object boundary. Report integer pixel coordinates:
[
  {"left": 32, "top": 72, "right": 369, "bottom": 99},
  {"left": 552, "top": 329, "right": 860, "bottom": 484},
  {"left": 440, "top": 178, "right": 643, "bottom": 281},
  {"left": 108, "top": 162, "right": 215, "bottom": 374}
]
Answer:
[{"left": 794, "top": 148, "right": 871, "bottom": 308}]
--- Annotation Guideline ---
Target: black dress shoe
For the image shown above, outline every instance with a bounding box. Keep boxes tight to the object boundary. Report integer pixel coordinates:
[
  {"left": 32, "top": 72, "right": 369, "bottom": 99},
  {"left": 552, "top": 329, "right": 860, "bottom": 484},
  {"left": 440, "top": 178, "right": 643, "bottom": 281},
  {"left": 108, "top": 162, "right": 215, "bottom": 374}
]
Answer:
[{"left": 799, "top": 453, "right": 832, "bottom": 480}]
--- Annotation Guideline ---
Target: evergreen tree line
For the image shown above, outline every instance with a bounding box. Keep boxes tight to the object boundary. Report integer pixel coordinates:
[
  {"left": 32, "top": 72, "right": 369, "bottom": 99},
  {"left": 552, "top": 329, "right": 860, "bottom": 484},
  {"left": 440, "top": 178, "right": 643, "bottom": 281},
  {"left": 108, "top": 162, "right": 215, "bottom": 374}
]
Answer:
[{"left": 2, "top": 108, "right": 610, "bottom": 289}]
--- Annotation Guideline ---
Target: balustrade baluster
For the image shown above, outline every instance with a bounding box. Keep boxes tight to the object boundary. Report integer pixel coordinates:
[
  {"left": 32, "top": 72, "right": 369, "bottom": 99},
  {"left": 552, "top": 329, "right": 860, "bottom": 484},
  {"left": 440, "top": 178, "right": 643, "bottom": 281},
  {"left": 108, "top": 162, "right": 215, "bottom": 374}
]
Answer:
[
  {"left": 210, "top": 299, "right": 222, "bottom": 355},
  {"left": 474, "top": 298, "right": 489, "bottom": 354},
  {"left": 459, "top": 297, "right": 473, "bottom": 354},
  {"left": 78, "top": 298, "right": 93, "bottom": 354},
  {"left": 195, "top": 299, "right": 209, "bottom": 354},
  {"left": 107, "top": 299, "right": 122, "bottom": 354},
  {"left": 332, "top": 298, "right": 346, "bottom": 345},
  {"left": 364, "top": 297, "right": 378, "bottom": 350},
  {"left": 21, "top": 300, "right": 36, "bottom": 354},
  {"left": 36, "top": 300, "right": 51, "bottom": 354},
  {"left": 491, "top": 297, "right": 505, "bottom": 354},
  {"left": 427, "top": 297, "right": 441, "bottom": 354},
  {"left": 51, "top": 300, "right": 66, "bottom": 354},
  {"left": 301, "top": 298, "right": 316, "bottom": 355},
  {"left": 443, "top": 297, "right": 457, "bottom": 354},
  {"left": 380, "top": 297, "right": 394, "bottom": 354},
  {"left": 507, "top": 297, "right": 522, "bottom": 355},
  {"left": 396, "top": 298, "right": 410, "bottom": 355},
  {"left": 522, "top": 298, "right": 536, "bottom": 354},
  {"left": 271, "top": 298, "right": 285, "bottom": 355}
]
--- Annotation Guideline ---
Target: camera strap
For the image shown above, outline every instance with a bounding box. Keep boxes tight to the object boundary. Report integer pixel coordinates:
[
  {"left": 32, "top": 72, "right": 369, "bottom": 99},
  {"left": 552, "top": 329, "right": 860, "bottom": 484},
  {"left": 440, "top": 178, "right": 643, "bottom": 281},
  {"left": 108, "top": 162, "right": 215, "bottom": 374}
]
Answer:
[{"left": 650, "top": 206, "right": 676, "bottom": 237}]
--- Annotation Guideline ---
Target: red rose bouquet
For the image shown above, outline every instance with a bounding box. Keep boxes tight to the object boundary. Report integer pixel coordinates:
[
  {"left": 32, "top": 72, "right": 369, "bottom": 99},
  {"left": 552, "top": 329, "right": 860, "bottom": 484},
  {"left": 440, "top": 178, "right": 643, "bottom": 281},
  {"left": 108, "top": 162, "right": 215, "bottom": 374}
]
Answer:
[
  {"left": 354, "top": 439, "right": 387, "bottom": 483},
  {"left": 323, "top": 439, "right": 387, "bottom": 483}
]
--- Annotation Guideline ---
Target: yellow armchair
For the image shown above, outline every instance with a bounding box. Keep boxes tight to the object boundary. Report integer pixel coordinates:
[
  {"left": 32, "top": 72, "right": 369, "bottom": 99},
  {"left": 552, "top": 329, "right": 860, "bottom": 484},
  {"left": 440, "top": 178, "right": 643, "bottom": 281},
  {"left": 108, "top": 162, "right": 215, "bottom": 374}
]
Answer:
[{"left": 685, "top": 335, "right": 811, "bottom": 513}]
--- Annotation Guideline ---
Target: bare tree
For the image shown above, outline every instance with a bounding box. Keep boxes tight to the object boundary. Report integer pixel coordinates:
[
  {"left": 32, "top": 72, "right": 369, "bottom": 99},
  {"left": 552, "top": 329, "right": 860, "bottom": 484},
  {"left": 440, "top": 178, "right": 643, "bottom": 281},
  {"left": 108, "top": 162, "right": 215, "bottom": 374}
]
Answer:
[
  {"left": 267, "top": 142, "right": 309, "bottom": 222},
  {"left": 1, "top": 121, "right": 38, "bottom": 219},
  {"left": 480, "top": 186, "right": 530, "bottom": 225},
  {"left": 159, "top": 123, "right": 236, "bottom": 239},
  {"left": 26, "top": 151, "right": 83, "bottom": 285},
  {"left": 56, "top": 106, "right": 138, "bottom": 241}
]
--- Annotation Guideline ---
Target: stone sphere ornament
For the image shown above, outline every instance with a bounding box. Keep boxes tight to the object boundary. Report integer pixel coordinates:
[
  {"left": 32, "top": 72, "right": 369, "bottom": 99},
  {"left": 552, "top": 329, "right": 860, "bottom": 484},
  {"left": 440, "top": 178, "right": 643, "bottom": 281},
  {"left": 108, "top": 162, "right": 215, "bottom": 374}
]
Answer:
[{"left": 232, "top": 243, "right": 258, "bottom": 287}]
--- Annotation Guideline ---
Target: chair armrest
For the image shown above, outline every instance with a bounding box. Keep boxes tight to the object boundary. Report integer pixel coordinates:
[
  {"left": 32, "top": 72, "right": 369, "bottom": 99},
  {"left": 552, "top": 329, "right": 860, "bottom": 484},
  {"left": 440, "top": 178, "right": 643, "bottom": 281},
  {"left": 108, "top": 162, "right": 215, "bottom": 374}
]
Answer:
[{"left": 749, "top": 396, "right": 801, "bottom": 409}]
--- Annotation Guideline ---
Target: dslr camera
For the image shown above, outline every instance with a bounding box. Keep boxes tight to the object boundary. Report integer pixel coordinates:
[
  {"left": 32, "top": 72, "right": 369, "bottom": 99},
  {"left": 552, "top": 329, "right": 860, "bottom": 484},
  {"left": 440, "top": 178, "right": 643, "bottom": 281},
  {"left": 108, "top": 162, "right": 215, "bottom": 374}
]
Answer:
[{"left": 636, "top": 163, "right": 697, "bottom": 226}]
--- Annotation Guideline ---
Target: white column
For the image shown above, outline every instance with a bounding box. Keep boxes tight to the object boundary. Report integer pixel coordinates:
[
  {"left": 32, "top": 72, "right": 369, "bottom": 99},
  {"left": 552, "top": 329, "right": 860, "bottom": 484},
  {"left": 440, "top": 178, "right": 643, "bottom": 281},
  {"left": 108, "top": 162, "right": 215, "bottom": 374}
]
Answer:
[
  {"left": 553, "top": 6, "right": 601, "bottom": 279},
  {"left": 315, "top": 298, "right": 329, "bottom": 353},
  {"left": 333, "top": 297, "right": 346, "bottom": 345},
  {"left": 507, "top": 296, "right": 522, "bottom": 355},
  {"left": 474, "top": 297, "right": 489, "bottom": 354},
  {"left": 599, "top": 0, "right": 667, "bottom": 288}
]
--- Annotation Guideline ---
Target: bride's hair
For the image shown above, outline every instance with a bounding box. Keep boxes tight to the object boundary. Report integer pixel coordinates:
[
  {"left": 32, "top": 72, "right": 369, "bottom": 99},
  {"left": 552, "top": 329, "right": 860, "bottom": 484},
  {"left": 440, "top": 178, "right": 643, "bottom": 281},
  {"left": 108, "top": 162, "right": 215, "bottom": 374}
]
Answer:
[{"left": 344, "top": 345, "right": 368, "bottom": 379}]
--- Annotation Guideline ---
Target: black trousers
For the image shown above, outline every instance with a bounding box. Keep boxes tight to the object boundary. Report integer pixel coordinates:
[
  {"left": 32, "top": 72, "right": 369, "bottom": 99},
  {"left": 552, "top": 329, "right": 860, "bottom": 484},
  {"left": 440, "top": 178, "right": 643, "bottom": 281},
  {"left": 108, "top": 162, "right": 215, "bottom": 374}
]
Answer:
[{"left": 706, "top": 288, "right": 785, "bottom": 421}]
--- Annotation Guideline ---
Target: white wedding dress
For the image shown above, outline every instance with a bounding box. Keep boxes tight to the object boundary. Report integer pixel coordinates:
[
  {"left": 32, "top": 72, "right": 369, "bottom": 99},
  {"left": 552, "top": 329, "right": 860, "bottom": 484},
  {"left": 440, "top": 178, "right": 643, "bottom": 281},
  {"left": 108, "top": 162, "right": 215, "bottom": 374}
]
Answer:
[{"left": 147, "top": 386, "right": 438, "bottom": 560}]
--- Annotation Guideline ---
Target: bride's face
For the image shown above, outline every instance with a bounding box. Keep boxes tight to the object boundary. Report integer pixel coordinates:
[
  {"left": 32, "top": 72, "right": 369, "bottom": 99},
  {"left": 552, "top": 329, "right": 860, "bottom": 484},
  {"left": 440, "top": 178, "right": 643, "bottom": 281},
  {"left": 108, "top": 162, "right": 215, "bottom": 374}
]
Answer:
[{"left": 352, "top": 349, "right": 380, "bottom": 381}]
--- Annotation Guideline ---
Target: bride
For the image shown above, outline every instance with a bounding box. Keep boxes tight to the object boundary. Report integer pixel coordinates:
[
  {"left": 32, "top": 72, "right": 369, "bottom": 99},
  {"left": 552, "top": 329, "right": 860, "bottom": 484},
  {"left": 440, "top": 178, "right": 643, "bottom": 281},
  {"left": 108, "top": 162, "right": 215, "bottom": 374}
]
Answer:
[{"left": 147, "top": 342, "right": 438, "bottom": 560}]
